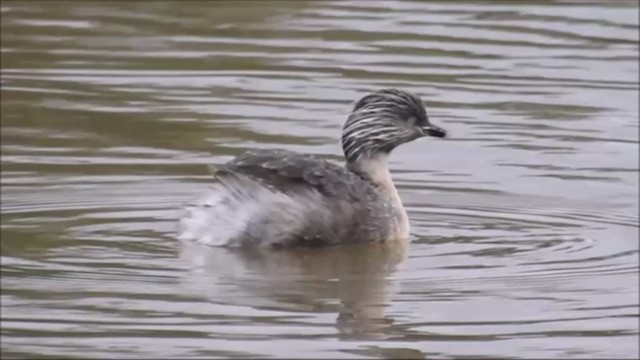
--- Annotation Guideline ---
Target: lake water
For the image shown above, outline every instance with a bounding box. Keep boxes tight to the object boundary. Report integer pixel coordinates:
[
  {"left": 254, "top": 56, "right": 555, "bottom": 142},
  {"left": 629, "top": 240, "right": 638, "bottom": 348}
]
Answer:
[{"left": 1, "top": 1, "right": 638, "bottom": 359}]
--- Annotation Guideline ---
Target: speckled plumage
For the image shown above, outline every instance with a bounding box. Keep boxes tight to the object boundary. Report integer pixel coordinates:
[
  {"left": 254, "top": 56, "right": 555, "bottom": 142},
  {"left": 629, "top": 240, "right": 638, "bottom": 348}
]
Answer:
[
  {"left": 177, "top": 88, "right": 446, "bottom": 248},
  {"left": 222, "top": 149, "right": 378, "bottom": 201}
]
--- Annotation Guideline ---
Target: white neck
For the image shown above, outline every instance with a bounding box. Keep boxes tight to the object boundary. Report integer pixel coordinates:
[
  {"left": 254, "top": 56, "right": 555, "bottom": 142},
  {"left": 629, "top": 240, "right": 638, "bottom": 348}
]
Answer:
[
  {"left": 347, "top": 154, "right": 409, "bottom": 237},
  {"left": 351, "top": 155, "right": 394, "bottom": 193}
]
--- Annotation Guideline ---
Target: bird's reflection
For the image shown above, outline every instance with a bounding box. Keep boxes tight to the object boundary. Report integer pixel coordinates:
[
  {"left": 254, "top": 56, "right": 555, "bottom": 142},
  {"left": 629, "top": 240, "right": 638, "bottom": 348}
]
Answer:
[{"left": 178, "top": 239, "right": 408, "bottom": 339}]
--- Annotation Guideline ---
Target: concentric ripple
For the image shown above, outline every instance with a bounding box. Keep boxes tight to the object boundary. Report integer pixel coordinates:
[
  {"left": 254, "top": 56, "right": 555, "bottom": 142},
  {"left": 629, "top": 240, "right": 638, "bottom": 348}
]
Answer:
[{"left": 1, "top": 0, "right": 638, "bottom": 359}]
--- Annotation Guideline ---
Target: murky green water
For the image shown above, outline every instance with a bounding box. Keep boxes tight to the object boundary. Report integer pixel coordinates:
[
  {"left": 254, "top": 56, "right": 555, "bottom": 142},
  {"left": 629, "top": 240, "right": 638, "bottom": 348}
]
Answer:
[{"left": 1, "top": 1, "right": 638, "bottom": 358}]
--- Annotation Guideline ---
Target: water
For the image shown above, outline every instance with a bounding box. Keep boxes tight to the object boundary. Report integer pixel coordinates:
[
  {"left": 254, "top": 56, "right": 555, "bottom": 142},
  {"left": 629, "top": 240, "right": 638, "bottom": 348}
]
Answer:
[{"left": 1, "top": 1, "right": 638, "bottom": 358}]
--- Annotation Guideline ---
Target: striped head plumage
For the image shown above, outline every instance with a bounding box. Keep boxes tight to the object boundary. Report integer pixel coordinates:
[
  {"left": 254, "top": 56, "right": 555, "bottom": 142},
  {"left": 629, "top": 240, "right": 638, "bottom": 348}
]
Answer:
[{"left": 341, "top": 89, "right": 446, "bottom": 163}]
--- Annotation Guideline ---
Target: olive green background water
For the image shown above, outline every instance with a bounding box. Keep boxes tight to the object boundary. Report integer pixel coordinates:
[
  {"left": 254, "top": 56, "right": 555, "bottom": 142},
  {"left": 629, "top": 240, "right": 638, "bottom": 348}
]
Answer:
[{"left": 1, "top": 1, "right": 638, "bottom": 359}]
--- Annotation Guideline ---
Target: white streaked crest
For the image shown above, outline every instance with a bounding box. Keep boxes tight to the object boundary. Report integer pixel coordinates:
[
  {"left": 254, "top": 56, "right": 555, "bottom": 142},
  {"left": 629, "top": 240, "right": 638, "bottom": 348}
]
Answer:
[{"left": 341, "top": 89, "right": 429, "bottom": 162}]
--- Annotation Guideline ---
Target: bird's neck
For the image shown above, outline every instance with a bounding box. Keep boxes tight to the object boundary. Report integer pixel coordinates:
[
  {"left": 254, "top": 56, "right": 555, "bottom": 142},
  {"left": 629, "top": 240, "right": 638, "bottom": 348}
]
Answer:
[
  {"left": 347, "top": 154, "right": 409, "bottom": 237},
  {"left": 347, "top": 155, "right": 404, "bottom": 205},
  {"left": 347, "top": 154, "right": 389, "bottom": 187}
]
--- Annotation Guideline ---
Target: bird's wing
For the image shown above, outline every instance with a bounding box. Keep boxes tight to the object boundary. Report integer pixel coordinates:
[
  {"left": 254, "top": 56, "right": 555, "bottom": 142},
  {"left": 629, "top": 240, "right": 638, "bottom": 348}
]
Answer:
[{"left": 212, "top": 149, "right": 369, "bottom": 200}]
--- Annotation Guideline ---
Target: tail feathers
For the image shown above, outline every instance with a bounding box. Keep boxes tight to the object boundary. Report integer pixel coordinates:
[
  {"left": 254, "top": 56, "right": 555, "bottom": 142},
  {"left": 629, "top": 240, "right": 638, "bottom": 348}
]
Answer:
[{"left": 177, "top": 172, "right": 322, "bottom": 247}]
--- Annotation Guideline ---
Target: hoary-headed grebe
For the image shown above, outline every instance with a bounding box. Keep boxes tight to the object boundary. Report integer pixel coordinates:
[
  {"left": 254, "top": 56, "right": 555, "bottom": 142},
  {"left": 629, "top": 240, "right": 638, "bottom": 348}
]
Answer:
[{"left": 177, "top": 89, "right": 447, "bottom": 247}]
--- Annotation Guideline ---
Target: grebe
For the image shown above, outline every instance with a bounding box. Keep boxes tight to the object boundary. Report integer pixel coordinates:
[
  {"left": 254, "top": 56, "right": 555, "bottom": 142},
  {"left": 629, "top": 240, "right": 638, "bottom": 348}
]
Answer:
[{"left": 177, "top": 88, "right": 447, "bottom": 247}]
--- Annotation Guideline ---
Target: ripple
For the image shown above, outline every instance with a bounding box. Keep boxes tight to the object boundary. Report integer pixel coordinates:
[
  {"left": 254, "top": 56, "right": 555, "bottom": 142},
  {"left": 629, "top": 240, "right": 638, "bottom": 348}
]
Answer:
[{"left": 1, "top": 0, "right": 638, "bottom": 359}]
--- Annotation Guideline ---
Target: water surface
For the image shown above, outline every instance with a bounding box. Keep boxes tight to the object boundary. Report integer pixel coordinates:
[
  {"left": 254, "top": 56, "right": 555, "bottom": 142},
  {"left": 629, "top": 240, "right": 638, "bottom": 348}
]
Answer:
[{"left": 1, "top": 1, "right": 638, "bottom": 359}]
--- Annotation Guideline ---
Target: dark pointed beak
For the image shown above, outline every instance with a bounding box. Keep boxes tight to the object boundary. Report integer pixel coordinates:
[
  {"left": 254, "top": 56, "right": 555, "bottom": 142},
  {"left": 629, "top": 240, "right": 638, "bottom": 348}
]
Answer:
[{"left": 422, "top": 124, "right": 447, "bottom": 138}]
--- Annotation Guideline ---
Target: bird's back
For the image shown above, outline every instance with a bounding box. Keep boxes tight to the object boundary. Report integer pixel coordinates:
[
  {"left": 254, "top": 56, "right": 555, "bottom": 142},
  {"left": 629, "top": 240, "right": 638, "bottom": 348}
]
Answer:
[{"left": 177, "top": 149, "right": 401, "bottom": 247}]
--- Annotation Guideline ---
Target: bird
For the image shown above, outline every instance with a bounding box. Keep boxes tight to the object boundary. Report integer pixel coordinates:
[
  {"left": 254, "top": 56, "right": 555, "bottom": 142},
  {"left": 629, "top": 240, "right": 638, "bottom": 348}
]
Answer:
[{"left": 177, "top": 88, "right": 447, "bottom": 248}]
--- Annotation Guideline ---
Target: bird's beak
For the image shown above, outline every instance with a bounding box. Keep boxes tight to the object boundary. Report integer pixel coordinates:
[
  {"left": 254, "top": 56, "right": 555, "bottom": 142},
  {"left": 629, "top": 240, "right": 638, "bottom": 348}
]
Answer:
[{"left": 422, "top": 124, "right": 447, "bottom": 138}]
